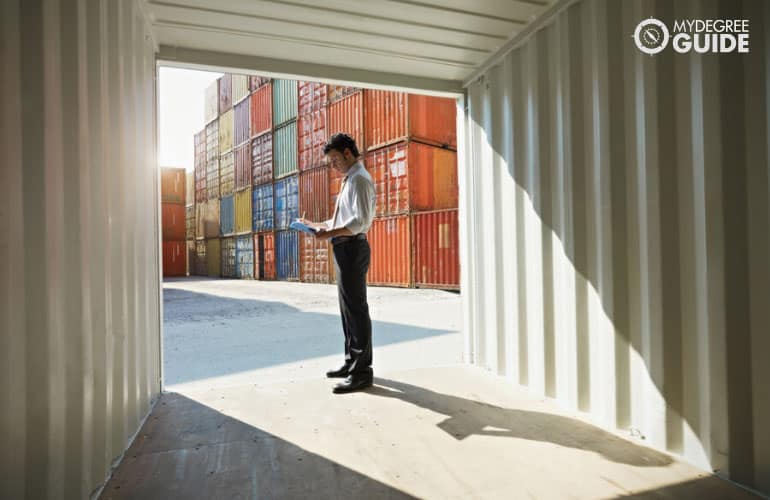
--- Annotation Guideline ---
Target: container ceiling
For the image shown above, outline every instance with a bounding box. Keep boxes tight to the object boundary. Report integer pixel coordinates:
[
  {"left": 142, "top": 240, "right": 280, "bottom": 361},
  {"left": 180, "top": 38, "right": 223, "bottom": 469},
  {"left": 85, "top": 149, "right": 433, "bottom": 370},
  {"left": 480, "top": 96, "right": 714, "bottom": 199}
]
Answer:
[{"left": 143, "top": 0, "right": 561, "bottom": 94}]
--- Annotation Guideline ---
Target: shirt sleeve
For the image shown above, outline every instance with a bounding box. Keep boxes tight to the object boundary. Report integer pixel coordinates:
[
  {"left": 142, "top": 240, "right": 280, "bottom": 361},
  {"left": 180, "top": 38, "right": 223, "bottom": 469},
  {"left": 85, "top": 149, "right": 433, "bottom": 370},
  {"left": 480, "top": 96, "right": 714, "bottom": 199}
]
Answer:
[{"left": 342, "top": 176, "right": 374, "bottom": 234}]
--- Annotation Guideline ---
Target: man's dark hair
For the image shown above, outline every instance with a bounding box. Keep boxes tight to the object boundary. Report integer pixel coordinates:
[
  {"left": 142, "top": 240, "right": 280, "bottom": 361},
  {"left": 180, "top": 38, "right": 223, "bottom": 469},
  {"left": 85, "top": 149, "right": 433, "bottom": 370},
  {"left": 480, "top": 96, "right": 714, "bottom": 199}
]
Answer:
[{"left": 324, "top": 133, "right": 359, "bottom": 158}]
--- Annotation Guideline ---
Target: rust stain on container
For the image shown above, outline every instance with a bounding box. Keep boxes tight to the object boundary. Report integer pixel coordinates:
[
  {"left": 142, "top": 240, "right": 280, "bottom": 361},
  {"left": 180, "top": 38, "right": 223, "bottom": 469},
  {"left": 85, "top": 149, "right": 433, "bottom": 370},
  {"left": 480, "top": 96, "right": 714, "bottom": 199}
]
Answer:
[
  {"left": 234, "top": 144, "right": 251, "bottom": 191},
  {"left": 328, "top": 92, "right": 364, "bottom": 152},
  {"left": 250, "top": 84, "right": 272, "bottom": 137},
  {"left": 327, "top": 85, "right": 359, "bottom": 103},
  {"left": 249, "top": 75, "right": 271, "bottom": 91},
  {"left": 205, "top": 158, "right": 219, "bottom": 200},
  {"left": 412, "top": 209, "right": 459, "bottom": 290},
  {"left": 205, "top": 119, "right": 218, "bottom": 162},
  {"left": 299, "top": 165, "right": 330, "bottom": 224},
  {"left": 366, "top": 215, "right": 411, "bottom": 287},
  {"left": 253, "top": 232, "right": 276, "bottom": 280},
  {"left": 298, "top": 108, "right": 328, "bottom": 171},
  {"left": 251, "top": 132, "right": 273, "bottom": 186},
  {"left": 193, "top": 240, "right": 207, "bottom": 275},
  {"left": 198, "top": 199, "right": 220, "bottom": 239},
  {"left": 300, "top": 233, "right": 332, "bottom": 284},
  {"left": 162, "top": 241, "right": 186, "bottom": 277},
  {"left": 365, "top": 141, "right": 458, "bottom": 217},
  {"left": 161, "top": 203, "right": 186, "bottom": 241},
  {"left": 364, "top": 90, "right": 456, "bottom": 151},
  {"left": 298, "top": 81, "right": 328, "bottom": 115},
  {"left": 160, "top": 167, "right": 186, "bottom": 204}
]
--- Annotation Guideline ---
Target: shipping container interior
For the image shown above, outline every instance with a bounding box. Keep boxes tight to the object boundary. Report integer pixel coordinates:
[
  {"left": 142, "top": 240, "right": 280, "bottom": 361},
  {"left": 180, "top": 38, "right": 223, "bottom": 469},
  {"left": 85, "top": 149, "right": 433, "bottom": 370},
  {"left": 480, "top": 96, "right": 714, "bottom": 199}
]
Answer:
[{"left": 8, "top": 1, "right": 767, "bottom": 499}]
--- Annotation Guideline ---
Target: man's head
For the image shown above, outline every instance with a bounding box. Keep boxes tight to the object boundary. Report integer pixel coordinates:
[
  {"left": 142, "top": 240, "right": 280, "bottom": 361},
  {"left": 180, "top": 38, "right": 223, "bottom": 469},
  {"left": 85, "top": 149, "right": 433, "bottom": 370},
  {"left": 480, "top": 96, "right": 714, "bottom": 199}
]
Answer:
[{"left": 324, "top": 133, "right": 359, "bottom": 173}]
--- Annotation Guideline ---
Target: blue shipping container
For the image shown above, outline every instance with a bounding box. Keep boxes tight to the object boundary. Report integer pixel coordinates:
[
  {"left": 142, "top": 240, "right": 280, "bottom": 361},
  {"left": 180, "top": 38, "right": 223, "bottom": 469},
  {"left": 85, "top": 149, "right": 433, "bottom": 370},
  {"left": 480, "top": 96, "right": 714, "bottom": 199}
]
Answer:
[
  {"left": 275, "top": 230, "right": 299, "bottom": 281},
  {"left": 236, "top": 235, "right": 254, "bottom": 279},
  {"left": 252, "top": 184, "right": 274, "bottom": 232},
  {"left": 221, "top": 237, "right": 237, "bottom": 278},
  {"left": 274, "top": 175, "right": 299, "bottom": 230},
  {"left": 220, "top": 195, "right": 234, "bottom": 235}
]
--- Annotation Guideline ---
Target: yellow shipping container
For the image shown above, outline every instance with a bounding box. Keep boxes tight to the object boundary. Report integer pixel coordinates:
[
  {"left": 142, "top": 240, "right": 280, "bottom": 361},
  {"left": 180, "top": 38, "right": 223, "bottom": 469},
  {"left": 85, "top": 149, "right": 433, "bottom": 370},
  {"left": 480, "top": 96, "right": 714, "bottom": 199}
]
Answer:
[
  {"left": 234, "top": 188, "right": 252, "bottom": 234},
  {"left": 206, "top": 238, "right": 221, "bottom": 277},
  {"left": 218, "top": 109, "right": 234, "bottom": 155}
]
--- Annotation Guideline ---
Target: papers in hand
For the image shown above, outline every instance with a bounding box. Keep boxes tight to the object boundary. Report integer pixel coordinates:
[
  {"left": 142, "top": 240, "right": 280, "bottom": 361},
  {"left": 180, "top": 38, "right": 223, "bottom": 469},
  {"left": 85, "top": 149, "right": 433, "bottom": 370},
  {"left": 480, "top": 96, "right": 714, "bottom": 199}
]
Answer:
[{"left": 289, "top": 220, "right": 318, "bottom": 235}]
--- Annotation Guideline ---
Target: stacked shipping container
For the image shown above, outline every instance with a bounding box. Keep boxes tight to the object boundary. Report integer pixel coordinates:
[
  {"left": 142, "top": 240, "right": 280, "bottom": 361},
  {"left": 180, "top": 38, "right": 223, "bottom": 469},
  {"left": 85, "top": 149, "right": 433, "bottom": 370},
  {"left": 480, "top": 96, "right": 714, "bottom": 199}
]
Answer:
[
  {"left": 186, "top": 73, "right": 459, "bottom": 289},
  {"left": 161, "top": 167, "right": 187, "bottom": 277}
]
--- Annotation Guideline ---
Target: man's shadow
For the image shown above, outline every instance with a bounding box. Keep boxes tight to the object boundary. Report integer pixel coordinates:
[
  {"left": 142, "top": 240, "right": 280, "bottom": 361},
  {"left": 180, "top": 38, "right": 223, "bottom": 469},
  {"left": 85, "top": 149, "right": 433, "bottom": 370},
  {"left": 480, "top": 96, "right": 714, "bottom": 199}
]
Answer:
[{"left": 367, "top": 377, "right": 673, "bottom": 468}]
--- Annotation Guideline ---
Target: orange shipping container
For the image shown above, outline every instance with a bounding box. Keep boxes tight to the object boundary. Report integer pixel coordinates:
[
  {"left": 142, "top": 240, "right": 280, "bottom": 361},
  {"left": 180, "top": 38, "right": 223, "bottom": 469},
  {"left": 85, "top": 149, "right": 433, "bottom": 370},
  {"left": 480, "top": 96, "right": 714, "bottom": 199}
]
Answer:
[
  {"left": 298, "top": 81, "right": 328, "bottom": 115},
  {"left": 162, "top": 203, "right": 186, "bottom": 241},
  {"left": 253, "top": 232, "right": 276, "bottom": 280},
  {"left": 328, "top": 92, "right": 364, "bottom": 153},
  {"left": 161, "top": 167, "right": 186, "bottom": 204},
  {"left": 298, "top": 108, "right": 328, "bottom": 171},
  {"left": 250, "top": 84, "right": 272, "bottom": 137},
  {"left": 300, "top": 234, "right": 332, "bottom": 284},
  {"left": 365, "top": 141, "right": 458, "bottom": 217},
  {"left": 299, "top": 165, "right": 330, "bottom": 222},
  {"left": 412, "top": 210, "right": 459, "bottom": 289},
  {"left": 163, "top": 241, "right": 186, "bottom": 277},
  {"left": 364, "top": 90, "right": 456, "bottom": 151},
  {"left": 366, "top": 215, "right": 411, "bottom": 287}
]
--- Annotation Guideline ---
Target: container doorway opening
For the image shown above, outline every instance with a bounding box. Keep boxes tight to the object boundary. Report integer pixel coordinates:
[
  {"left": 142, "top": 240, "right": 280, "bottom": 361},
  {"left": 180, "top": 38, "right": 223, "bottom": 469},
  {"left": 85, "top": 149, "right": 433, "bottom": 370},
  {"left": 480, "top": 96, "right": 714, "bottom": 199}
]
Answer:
[{"left": 158, "top": 67, "right": 466, "bottom": 394}]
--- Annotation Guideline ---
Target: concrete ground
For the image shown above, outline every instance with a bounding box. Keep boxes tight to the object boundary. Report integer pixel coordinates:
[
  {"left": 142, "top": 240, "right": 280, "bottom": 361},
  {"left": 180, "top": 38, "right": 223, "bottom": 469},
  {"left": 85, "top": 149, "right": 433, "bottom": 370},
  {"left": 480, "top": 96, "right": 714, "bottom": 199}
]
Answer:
[{"left": 100, "top": 278, "right": 760, "bottom": 500}]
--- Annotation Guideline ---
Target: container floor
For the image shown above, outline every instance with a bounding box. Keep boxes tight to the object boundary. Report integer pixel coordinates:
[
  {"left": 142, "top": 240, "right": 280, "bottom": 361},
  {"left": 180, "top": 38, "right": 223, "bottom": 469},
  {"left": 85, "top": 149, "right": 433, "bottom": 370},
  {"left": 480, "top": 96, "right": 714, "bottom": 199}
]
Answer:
[{"left": 98, "top": 279, "right": 758, "bottom": 499}]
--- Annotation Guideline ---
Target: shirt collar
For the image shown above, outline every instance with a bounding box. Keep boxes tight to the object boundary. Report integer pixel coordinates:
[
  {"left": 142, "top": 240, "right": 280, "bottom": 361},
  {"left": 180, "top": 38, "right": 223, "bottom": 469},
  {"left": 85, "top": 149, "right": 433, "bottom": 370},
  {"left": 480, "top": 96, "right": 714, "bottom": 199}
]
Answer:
[{"left": 344, "top": 160, "right": 363, "bottom": 180}]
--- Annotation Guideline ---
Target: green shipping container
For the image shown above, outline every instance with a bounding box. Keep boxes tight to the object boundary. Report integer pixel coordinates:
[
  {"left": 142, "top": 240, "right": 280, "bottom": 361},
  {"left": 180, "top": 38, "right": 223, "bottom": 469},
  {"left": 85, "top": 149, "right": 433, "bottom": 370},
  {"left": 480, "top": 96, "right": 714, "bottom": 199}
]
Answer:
[
  {"left": 272, "top": 79, "right": 297, "bottom": 127},
  {"left": 274, "top": 122, "right": 297, "bottom": 179}
]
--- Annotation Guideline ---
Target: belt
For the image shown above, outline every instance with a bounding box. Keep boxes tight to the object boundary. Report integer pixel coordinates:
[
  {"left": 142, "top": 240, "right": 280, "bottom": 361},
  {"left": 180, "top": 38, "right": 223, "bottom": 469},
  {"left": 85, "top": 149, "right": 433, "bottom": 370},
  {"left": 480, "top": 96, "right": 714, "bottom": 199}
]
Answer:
[{"left": 331, "top": 233, "right": 367, "bottom": 245}]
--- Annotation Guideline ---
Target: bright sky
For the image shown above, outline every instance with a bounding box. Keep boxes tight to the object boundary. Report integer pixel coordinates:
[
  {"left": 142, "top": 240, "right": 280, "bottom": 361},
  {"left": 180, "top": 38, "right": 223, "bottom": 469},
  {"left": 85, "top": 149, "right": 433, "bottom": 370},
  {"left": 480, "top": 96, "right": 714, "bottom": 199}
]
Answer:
[{"left": 158, "top": 67, "right": 222, "bottom": 172}]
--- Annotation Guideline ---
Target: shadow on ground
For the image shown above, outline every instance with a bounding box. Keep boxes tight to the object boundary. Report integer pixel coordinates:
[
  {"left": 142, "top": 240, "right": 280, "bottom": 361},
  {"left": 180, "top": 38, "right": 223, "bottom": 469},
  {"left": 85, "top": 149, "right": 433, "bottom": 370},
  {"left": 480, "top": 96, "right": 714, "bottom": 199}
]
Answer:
[{"left": 99, "top": 392, "right": 416, "bottom": 500}]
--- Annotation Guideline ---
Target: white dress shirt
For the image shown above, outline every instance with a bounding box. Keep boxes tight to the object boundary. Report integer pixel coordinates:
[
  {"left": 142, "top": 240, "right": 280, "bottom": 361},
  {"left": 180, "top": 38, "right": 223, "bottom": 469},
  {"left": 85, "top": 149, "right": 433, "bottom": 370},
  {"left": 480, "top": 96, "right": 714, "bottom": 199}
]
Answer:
[{"left": 324, "top": 160, "right": 376, "bottom": 234}]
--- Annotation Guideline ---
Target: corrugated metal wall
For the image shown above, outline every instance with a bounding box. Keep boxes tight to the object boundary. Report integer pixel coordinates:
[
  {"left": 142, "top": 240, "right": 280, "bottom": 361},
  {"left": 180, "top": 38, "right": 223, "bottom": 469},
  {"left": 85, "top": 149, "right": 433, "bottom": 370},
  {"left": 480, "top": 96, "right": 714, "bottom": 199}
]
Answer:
[
  {"left": 0, "top": 0, "right": 161, "bottom": 499},
  {"left": 462, "top": 0, "right": 769, "bottom": 494}
]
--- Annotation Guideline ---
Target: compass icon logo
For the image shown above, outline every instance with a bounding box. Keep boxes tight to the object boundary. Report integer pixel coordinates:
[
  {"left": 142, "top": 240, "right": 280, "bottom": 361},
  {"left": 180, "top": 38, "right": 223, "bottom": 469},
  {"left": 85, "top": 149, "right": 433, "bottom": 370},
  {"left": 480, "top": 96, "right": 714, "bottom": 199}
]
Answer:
[{"left": 633, "top": 18, "right": 669, "bottom": 55}]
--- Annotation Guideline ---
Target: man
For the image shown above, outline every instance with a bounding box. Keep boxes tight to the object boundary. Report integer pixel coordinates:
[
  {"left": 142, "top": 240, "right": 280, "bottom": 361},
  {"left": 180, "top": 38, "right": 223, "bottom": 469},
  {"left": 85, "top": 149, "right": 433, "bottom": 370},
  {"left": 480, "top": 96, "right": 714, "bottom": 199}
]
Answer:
[{"left": 298, "top": 133, "right": 376, "bottom": 394}]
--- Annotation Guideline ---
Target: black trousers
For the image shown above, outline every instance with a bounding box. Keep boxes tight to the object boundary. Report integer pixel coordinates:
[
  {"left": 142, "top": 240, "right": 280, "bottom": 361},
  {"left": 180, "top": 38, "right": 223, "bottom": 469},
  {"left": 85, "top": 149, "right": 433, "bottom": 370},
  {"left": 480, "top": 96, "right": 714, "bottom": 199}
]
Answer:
[{"left": 332, "top": 238, "right": 373, "bottom": 377}]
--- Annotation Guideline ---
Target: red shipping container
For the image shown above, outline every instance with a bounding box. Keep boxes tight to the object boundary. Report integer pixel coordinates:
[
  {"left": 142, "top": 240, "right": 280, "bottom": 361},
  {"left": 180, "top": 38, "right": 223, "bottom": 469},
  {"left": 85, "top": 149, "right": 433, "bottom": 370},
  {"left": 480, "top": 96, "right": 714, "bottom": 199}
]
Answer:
[
  {"left": 251, "top": 133, "right": 273, "bottom": 186},
  {"left": 328, "top": 92, "right": 364, "bottom": 153},
  {"left": 328, "top": 85, "right": 358, "bottom": 103},
  {"left": 365, "top": 141, "right": 458, "bottom": 217},
  {"left": 161, "top": 167, "right": 186, "bottom": 204},
  {"left": 250, "top": 84, "right": 272, "bottom": 137},
  {"left": 249, "top": 75, "right": 270, "bottom": 91},
  {"left": 367, "top": 215, "right": 411, "bottom": 287},
  {"left": 163, "top": 241, "right": 186, "bottom": 277},
  {"left": 298, "top": 108, "right": 328, "bottom": 171},
  {"left": 253, "top": 232, "right": 276, "bottom": 280},
  {"left": 328, "top": 166, "right": 344, "bottom": 219},
  {"left": 162, "top": 202, "right": 186, "bottom": 241},
  {"left": 412, "top": 210, "right": 459, "bottom": 289},
  {"left": 299, "top": 165, "right": 330, "bottom": 223},
  {"left": 234, "top": 144, "right": 251, "bottom": 190},
  {"left": 219, "top": 73, "right": 233, "bottom": 114},
  {"left": 300, "top": 233, "right": 332, "bottom": 284},
  {"left": 298, "top": 81, "right": 328, "bottom": 116},
  {"left": 364, "top": 90, "right": 456, "bottom": 151}
]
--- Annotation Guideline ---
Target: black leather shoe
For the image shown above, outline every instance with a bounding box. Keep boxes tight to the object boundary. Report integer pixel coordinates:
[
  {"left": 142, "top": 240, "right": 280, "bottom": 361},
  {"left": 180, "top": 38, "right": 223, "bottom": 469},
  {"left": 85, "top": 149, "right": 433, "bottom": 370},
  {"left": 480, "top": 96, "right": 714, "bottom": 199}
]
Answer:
[
  {"left": 326, "top": 364, "right": 351, "bottom": 378},
  {"left": 333, "top": 375, "right": 373, "bottom": 394}
]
